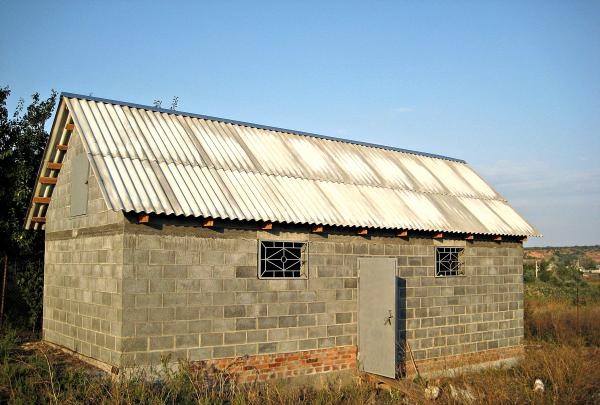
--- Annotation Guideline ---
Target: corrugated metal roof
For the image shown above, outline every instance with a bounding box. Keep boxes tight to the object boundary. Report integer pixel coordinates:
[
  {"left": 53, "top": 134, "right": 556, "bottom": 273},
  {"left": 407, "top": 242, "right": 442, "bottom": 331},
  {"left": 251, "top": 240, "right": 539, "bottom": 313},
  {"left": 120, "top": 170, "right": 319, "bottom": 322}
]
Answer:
[{"left": 32, "top": 93, "right": 540, "bottom": 236}]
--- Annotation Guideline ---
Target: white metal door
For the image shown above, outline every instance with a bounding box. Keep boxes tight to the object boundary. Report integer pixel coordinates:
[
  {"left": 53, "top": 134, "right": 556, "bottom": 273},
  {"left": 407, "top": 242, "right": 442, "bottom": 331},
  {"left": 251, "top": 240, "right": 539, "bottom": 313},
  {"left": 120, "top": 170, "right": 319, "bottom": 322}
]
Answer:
[{"left": 358, "top": 257, "right": 397, "bottom": 378}]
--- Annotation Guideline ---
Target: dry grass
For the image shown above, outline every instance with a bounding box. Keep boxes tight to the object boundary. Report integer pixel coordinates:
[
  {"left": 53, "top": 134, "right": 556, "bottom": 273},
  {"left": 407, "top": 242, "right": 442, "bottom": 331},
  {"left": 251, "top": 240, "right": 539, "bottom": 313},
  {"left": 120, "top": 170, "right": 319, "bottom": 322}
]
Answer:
[
  {"left": 426, "top": 344, "right": 600, "bottom": 405},
  {"left": 525, "top": 299, "right": 600, "bottom": 346},
  {"left": 2, "top": 298, "right": 600, "bottom": 404},
  {"left": 1, "top": 340, "right": 599, "bottom": 404}
]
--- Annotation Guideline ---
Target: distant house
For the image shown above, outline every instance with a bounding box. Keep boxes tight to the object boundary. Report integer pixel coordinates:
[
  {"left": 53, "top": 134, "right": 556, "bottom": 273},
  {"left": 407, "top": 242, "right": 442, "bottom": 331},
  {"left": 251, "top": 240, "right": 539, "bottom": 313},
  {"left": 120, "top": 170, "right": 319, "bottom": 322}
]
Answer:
[{"left": 25, "top": 93, "right": 538, "bottom": 380}]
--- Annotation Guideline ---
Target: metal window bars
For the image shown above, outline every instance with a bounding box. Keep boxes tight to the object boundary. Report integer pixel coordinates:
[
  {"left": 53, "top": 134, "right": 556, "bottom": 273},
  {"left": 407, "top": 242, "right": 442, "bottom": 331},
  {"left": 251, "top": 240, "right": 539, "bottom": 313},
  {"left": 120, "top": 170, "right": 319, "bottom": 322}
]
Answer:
[
  {"left": 259, "top": 241, "right": 308, "bottom": 279},
  {"left": 435, "top": 247, "right": 465, "bottom": 276}
]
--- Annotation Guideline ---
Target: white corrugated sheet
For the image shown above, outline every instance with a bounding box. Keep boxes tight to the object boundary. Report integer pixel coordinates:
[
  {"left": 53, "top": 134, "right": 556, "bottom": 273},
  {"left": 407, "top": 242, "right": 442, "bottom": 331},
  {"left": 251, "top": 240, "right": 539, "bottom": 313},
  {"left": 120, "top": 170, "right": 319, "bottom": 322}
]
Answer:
[{"left": 61, "top": 94, "right": 537, "bottom": 236}]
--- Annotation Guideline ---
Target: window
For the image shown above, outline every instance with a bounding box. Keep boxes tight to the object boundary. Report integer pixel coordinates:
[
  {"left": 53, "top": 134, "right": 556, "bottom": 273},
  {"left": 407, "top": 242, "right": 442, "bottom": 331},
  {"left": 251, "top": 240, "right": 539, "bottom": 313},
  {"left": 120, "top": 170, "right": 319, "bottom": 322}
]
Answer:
[
  {"left": 259, "top": 241, "right": 308, "bottom": 279},
  {"left": 435, "top": 247, "right": 464, "bottom": 276},
  {"left": 71, "top": 152, "right": 89, "bottom": 216}
]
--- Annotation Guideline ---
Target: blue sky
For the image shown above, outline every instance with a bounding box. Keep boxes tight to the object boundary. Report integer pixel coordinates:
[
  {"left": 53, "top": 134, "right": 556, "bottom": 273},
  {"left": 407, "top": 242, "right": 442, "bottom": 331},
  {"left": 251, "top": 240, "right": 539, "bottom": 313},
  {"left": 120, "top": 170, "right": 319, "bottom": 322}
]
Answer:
[{"left": 1, "top": 1, "right": 598, "bottom": 247}]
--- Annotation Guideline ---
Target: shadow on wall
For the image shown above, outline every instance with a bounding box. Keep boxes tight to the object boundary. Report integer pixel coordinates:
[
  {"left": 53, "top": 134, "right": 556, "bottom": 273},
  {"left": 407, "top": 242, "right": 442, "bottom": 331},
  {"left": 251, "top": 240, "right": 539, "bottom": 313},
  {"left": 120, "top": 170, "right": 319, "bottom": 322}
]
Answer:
[{"left": 396, "top": 276, "right": 407, "bottom": 377}]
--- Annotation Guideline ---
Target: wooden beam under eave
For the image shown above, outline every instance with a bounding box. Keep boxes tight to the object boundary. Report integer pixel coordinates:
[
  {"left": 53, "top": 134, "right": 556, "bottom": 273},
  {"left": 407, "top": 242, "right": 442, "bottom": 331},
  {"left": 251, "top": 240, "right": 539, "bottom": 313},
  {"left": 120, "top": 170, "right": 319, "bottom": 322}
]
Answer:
[
  {"left": 357, "top": 228, "right": 368, "bottom": 235},
  {"left": 493, "top": 236, "right": 502, "bottom": 242},
  {"left": 56, "top": 144, "right": 68, "bottom": 151},
  {"left": 397, "top": 230, "right": 408, "bottom": 238},
  {"left": 465, "top": 234, "right": 474, "bottom": 240},
  {"left": 138, "top": 213, "right": 150, "bottom": 224},
  {"left": 202, "top": 218, "right": 214, "bottom": 228},
  {"left": 261, "top": 222, "right": 273, "bottom": 230},
  {"left": 47, "top": 162, "right": 63, "bottom": 170},
  {"left": 33, "top": 196, "right": 51, "bottom": 204},
  {"left": 39, "top": 176, "right": 57, "bottom": 185},
  {"left": 31, "top": 217, "right": 46, "bottom": 223},
  {"left": 433, "top": 232, "right": 444, "bottom": 239},
  {"left": 65, "top": 123, "right": 75, "bottom": 131},
  {"left": 311, "top": 225, "right": 324, "bottom": 233}
]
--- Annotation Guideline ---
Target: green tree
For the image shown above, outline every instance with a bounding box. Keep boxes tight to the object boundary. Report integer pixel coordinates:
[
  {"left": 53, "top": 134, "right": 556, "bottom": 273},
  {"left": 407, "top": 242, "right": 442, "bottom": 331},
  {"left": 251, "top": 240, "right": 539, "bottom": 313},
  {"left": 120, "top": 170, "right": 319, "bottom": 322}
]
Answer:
[
  {"left": 538, "top": 260, "right": 551, "bottom": 282},
  {"left": 579, "top": 256, "right": 597, "bottom": 270},
  {"left": 0, "top": 86, "right": 57, "bottom": 332},
  {"left": 523, "top": 262, "right": 536, "bottom": 283}
]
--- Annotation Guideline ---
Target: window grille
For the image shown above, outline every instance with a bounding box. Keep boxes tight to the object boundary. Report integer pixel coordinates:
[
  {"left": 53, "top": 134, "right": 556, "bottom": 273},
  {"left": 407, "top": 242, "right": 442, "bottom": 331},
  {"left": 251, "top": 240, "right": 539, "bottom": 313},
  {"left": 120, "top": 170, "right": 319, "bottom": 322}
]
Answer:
[
  {"left": 435, "top": 247, "right": 464, "bottom": 276},
  {"left": 259, "top": 241, "right": 308, "bottom": 279}
]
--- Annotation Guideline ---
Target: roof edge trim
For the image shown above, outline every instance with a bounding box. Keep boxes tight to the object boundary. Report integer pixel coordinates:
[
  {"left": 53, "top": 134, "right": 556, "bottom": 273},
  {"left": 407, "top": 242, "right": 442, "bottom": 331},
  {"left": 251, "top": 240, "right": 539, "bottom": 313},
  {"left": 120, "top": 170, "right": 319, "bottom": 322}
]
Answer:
[{"left": 60, "top": 92, "right": 466, "bottom": 164}]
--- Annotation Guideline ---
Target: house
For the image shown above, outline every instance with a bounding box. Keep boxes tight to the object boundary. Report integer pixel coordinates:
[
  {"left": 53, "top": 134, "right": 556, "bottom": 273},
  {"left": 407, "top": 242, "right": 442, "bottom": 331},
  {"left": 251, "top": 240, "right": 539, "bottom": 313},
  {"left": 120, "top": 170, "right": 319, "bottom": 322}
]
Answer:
[{"left": 25, "top": 93, "right": 538, "bottom": 380}]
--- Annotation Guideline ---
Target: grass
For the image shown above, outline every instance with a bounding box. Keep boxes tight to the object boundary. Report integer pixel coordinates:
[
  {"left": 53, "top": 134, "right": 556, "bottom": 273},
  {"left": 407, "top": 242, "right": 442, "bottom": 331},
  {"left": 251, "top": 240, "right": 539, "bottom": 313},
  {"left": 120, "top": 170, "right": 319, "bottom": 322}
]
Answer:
[
  {"left": 525, "top": 300, "right": 600, "bottom": 346},
  {"left": 2, "top": 284, "right": 600, "bottom": 404},
  {"left": 1, "top": 336, "right": 599, "bottom": 404}
]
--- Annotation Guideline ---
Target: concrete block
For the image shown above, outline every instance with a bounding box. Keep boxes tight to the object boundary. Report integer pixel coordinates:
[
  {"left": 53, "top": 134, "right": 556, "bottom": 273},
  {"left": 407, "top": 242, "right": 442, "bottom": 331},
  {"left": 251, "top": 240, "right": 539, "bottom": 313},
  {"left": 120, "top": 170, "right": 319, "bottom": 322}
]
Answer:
[
  {"left": 188, "top": 347, "right": 212, "bottom": 361},
  {"left": 176, "top": 334, "right": 199, "bottom": 348},
  {"left": 149, "top": 250, "right": 175, "bottom": 265},
  {"left": 235, "top": 266, "right": 256, "bottom": 278},
  {"left": 224, "top": 331, "right": 246, "bottom": 345},
  {"left": 201, "top": 333, "right": 223, "bottom": 347},
  {"left": 135, "top": 323, "right": 162, "bottom": 336},
  {"left": 278, "top": 340, "right": 298, "bottom": 353},
  {"left": 213, "top": 346, "right": 235, "bottom": 358},
  {"left": 247, "top": 330, "right": 267, "bottom": 343},
  {"left": 278, "top": 316, "right": 297, "bottom": 328},
  {"left": 236, "top": 318, "right": 257, "bottom": 331},
  {"left": 235, "top": 344, "right": 258, "bottom": 356},
  {"left": 188, "top": 320, "right": 212, "bottom": 333},
  {"left": 175, "top": 307, "right": 199, "bottom": 320},
  {"left": 335, "top": 312, "right": 352, "bottom": 324},
  {"left": 258, "top": 342, "right": 277, "bottom": 354},
  {"left": 122, "top": 337, "right": 148, "bottom": 352},
  {"left": 224, "top": 305, "right": 246, "bottom": 318}
]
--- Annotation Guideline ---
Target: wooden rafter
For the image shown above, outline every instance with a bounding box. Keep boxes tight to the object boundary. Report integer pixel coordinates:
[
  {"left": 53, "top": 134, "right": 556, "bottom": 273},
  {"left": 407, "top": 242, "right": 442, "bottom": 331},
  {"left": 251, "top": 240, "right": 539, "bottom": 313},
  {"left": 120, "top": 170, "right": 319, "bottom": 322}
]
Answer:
[
  {"left": 32, "top": 197, "right": 51, "bottom": 204},
  {"left": 47, "top": 162, "right": 63, "bottom": 170},
  {"left": 311, "top": 225, "right": 324, "bottom": 233},
  {"left": 138, "top": 213, "right": 150, "bottom": 224},
  {"left": 24, "top": 103, "right": 71, "bottom": 231},
  {"left": 39, "top": 177, "right": 57, "bottom": 185}
]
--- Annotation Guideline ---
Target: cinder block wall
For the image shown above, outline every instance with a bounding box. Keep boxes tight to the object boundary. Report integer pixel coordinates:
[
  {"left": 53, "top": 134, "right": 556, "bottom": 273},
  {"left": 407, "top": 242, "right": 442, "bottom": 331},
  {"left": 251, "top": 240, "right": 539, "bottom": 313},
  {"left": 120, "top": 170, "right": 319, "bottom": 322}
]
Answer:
[
  {"left": 396, "top": 238, "right": 523, "bottom": 373},
  {"left": 119, "top": 226, "right": 357, "bottom": 367},
  {"left": 43, "top": 131, "right": 125, "bottom": 365},
  {"left": 119, "top": 218, "right": 523, "bottom": 374}
]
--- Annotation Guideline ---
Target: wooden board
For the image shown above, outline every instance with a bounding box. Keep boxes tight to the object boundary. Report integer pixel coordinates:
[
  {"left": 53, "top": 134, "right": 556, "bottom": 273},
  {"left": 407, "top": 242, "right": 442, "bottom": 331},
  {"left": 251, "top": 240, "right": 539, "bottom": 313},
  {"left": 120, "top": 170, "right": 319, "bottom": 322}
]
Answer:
[
  {"left": 39, "top": 177, "right": 57, "bottom": 185},
  {"left": 33, "top": 197, "right": 51, "bottom": 204},
  {"left": 47, "top": 162, "right": 63, "bottom": 170}
]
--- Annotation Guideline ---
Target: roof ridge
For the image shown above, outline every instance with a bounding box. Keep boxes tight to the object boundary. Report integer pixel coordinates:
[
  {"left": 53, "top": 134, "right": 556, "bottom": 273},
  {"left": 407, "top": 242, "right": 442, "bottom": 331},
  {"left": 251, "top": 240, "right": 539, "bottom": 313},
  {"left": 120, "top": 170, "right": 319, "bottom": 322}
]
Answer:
[{"left": 61, "top": 92, "right": 466, "bottom": 164}]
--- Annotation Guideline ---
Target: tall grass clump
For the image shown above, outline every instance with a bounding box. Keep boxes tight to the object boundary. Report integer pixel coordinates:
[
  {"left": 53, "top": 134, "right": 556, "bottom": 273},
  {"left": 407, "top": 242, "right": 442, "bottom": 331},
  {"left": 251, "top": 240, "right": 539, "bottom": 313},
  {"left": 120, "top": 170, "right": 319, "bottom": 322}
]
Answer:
[{"left": 525, "top": 299, "right": 600, "bottom": 346}]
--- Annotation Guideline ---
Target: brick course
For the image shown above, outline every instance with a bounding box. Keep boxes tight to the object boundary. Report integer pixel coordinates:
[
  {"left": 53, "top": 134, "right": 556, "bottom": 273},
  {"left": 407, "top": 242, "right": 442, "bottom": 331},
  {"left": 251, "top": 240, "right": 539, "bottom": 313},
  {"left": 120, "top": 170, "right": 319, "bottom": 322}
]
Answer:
[{"left": 197, "top": 345, "right": 357, "bottom": 383}]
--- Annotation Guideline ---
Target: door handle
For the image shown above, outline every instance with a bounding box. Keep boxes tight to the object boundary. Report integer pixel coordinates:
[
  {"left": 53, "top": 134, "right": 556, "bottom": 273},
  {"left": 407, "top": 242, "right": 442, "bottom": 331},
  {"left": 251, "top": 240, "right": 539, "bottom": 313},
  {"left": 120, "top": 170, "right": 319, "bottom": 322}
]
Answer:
[{"left": 384, "top": 310, "right": 394, "bottom": 325}]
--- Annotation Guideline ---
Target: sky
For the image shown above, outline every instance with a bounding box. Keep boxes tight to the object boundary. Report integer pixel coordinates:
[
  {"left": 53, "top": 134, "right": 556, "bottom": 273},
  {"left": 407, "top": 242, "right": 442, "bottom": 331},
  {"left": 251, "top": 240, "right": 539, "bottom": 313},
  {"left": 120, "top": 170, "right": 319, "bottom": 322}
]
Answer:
[{"left": 1, "top": 1, "right": 599, "bottom": 247}]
